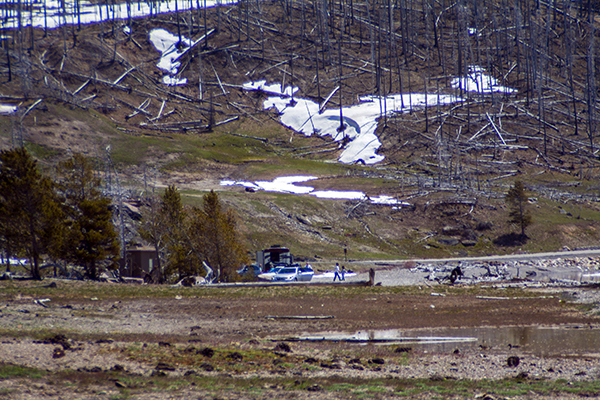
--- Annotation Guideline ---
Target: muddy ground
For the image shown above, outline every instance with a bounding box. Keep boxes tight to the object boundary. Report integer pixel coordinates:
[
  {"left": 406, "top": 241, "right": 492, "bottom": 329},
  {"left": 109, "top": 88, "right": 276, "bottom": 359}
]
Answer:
[{"left": 2, "top": 274, "right": 600, "bottom": 399}]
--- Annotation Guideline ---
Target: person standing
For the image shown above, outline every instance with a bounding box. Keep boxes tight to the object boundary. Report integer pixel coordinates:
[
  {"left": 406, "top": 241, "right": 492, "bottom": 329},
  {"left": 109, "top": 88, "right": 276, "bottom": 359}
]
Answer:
[
  {"left": 341, "top": 266, "right": 346, "bottom": 281},
  {"left": 333, "top": 263, "right": 341, "bottom": 281}
]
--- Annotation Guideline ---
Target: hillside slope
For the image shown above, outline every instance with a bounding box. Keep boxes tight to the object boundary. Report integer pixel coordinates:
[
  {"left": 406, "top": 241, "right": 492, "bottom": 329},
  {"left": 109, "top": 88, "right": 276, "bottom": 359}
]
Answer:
[{"left": 2, "top": 0, "right": 600, "bottom": 262}]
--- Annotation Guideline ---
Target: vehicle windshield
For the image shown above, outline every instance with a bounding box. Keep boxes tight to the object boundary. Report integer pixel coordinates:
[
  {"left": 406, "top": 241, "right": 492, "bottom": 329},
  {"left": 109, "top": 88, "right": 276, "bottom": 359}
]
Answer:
[{"left": 278, "top": 268, "right": 297, "bottom": 274}]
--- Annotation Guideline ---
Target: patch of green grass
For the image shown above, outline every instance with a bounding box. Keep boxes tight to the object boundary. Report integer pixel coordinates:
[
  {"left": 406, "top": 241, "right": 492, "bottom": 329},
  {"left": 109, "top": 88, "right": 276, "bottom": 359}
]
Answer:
[
  {"left": 0, "top": 279, "right": 554, "bottom": 305},
  {"left": 24, "top": 142, "right": 61, "bottom": 160},
  {"left": 0, "top": 364, "right": 46, "bottom": 379},
  {"left": 4, "top": 360, "right": 600, "bottom": 398}
]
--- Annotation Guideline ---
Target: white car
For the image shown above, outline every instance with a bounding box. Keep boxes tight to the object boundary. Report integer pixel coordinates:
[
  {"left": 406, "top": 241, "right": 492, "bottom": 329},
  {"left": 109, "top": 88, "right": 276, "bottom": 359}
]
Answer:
[
  {"left": 272, "top": 265, "right": 314, "bottom": 282},
  {"left": 257, "top": 265, "right": 285, "bottom": 281}
]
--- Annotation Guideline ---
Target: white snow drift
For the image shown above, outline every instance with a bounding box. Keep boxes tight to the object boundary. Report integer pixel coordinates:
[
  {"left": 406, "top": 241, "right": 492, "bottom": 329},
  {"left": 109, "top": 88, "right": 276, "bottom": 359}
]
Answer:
[{"left": 220, "top": 176, "right": 410, "bottom": 206}]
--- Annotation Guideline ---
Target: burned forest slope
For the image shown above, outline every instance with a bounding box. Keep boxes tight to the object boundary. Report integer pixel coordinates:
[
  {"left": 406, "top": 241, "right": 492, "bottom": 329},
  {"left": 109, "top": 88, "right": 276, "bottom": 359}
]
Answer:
[{"left": 2, "top": 0, "right": 600, "bottom": 261}]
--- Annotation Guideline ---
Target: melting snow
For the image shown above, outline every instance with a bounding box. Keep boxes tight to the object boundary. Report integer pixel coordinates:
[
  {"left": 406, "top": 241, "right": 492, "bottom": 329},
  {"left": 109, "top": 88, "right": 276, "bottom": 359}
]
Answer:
[
  {"left": 246, "top": 82, "right": 463, "bottom": 165},
  {"left": 450, "top": 66, "right": 516, "bottom": 94},
  {"left": 242, "top": 80, "right": 298, "bottom": 97},
  {"left": 220, "top": 176, "right": 410, "bottom": 206},
  {"left": 0, "top": 104, "right": 17, "bottom": 114},
  {"left": 149, "top": 28, "right": 193, "bottom": 86},
  {"left": 0, "top": 0, "right": 238, "bottom": 30}
]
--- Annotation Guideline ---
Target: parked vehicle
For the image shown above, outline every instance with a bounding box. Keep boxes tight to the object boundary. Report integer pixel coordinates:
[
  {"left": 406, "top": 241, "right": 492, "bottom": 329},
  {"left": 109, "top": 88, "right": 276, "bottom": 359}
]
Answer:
[
  {"left": 237, "top": 264, "right": 262, "bottom": 278},
  {"left": 297, "top": 265, "right": 314, "bottom": 281},
  {"left": 272, "top": 264, "right": 314, "bottom": 282},
  {"left": 257, "top": 265, "right": 286, "bottom": 281}
]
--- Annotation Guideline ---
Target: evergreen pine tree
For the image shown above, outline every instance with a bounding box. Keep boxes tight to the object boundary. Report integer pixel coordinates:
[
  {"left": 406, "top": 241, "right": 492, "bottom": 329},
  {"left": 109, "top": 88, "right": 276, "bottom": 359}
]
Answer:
[
  {"left": 56, "top": 154, "right": 119, "bottom": 280},
  {"left": 506, "top": 180, "right": 532, "bottom": 237},
  {"left": 189, "top": 190, "right": 248, "bottom": 282},
  {"left": 0, "top": 148, "right": 61, "bottom": 279},
  {"left": 140, "top": 185, "right": 194, "bottom": 282}
]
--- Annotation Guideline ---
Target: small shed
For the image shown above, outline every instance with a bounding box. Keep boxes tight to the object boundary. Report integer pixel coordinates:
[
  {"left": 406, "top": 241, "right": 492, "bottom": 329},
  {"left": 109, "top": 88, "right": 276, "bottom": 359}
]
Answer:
[{"left": 121, "top": 246, "right": 157, "bottom": 278}]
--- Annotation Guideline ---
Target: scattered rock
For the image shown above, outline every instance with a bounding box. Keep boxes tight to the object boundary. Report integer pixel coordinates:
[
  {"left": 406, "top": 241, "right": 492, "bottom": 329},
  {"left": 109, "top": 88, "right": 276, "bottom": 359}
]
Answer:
[
  {"left": 507, "top": 356, "right": 520, "bottom": 367},
  {"left": 155, "top": 362, "right": 175, "bottom": 371},
  {"left": 395, "top": 347, "right": 412, "bottom": 353},
  {"left": 110, "top": 364, "right": 125, "bottom": 372},
  {"left": 476, "top": 221, "right": 493, "bottom": 231},
  {"left": 320, "top": 362, "right": 340, "bottom": 369},
  {"left": 78, "top": 366, "right": 102, "bottom": 373},
  {"left": 274, "top": 342, "right": 292, "bottom": 352},
  {"left": 150, "top": 370, "right": 166, "bottom": 377},
  {"left": 158, "top": 341, "right": 172, "bottom": 347},
  {"left": 199, "top": 363, "right": 214, "bottom": 371},
  {"left": 48, "top": 334, "right": 72, "bottom": 350},
  {"left": 52, "top": 347, "right": 65, "bottom": 359},
  {"left": 515, "top": 371, "right": 529, "bottom": 380},
  {"left": 114, "top": 380, "right": 127, "bottom": 388},
  {"left": 307, "top": 384, "right": 322, "bottom": 392},
  {"left": 429, "top": 374, "right": 447, "bottom": 382},
  {"left": 370, "top": 358, "right": 385, "bottom": 365},
  {"left": 296, "top": 215, "right": 311, "bottom": 225},
  {"left": 273, "top": 358, "right": 286, "bottom": 366},
  {"left": 226, "top": 352, "right": 243, "bottom": 362},
  {"left": 438, "top": 238, "right": 459, "bottom": 246},
  {"left": 199, "top": 347, "right": 214, "bottom": 358}
]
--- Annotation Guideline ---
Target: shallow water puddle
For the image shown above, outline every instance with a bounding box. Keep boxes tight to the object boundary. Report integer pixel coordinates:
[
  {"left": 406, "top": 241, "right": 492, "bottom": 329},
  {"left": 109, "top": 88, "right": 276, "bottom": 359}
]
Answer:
[{"left": 290, "top": 325, "right": 600, "bottom": 357}]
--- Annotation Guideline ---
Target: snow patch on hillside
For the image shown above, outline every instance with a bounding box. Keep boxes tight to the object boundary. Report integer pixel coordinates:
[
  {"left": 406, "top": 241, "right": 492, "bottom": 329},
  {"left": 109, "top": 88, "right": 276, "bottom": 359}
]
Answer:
[
  {"left": 247, "top": 82, "right": 463, "bottom": 165},
  {"left": 450, "top": 66, "right": 516, "bottom": 93},
  {"left": 0, "top": 0, "right": 238, "bottom": 30},
  {"left": 221, "top": 176, "right": 411, "bottom": 206}
]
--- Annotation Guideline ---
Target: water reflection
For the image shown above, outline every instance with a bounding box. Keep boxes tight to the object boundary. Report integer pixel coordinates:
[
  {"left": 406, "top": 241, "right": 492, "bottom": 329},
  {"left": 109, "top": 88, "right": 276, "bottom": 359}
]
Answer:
[{"left": 295, "top": 325, "right": 600, "bottom": 357}]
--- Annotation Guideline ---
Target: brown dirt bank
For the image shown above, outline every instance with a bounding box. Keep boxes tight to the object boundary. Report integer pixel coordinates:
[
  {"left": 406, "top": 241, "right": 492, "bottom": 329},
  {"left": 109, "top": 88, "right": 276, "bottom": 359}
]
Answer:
[{"left": 2, "top": 280, "right": 600, "bottom": 399}]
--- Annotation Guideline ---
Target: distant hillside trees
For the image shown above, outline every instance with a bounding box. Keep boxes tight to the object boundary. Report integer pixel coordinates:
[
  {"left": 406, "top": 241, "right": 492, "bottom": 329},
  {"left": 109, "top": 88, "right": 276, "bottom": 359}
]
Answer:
[
  {"left": 0, "top": 148, "right": 119, "bottom": 280},
  {"left": 140, "top": 187, "right": 248, "bottom": 283},
  {"left": 506, "top": 180, "right": 532, "bottom": 237}
]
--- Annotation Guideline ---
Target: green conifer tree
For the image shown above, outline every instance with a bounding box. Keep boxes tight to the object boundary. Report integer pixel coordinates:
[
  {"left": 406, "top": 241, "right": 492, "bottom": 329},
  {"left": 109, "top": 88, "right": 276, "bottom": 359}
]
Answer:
[
  {"left": 140, "top": 185, "right": 195, "bottom": 282},
  {"left": 506, "top": 180, "right": 532, "bottom": 237},
  {"left": 189, "top": 190, "right": 248, "bottom": 282},
  {"left": 56, "top": 154, "right": 120, "bottom": 280},
  {"left": 0, "top": 148, "right": 61, "bottom": 279}
]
